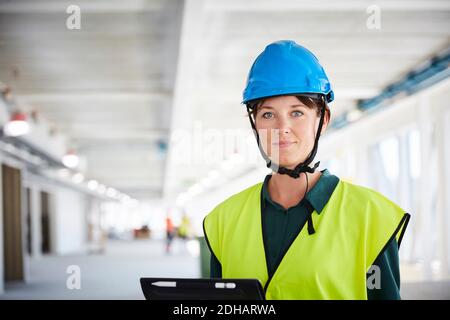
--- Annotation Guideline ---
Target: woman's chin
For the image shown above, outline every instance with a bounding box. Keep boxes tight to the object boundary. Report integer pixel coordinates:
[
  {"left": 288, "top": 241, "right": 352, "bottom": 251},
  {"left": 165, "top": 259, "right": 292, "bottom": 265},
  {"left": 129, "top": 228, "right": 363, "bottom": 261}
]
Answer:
[
  {"left": 271, "top": 159, "right": 300, "bottom": 169},
  {"left": 266, "top": 151, "right": 306, "bottom": 168}
]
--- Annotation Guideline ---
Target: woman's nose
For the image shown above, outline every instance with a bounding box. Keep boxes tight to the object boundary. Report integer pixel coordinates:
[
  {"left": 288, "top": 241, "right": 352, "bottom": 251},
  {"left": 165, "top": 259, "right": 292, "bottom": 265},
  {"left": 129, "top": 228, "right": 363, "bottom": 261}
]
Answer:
[
  {"left": 282, "top": 127, "right": 291, "bottom": 134},
  {"left": 277, "top": 118, "right": 292, "bottom": 134}
]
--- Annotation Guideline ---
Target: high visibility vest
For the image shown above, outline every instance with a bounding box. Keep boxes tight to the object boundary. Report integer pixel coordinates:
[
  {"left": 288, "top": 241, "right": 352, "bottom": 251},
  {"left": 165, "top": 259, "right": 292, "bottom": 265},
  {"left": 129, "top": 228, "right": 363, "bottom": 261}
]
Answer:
[{"left": 203, "top": 180, "right": 409, "bottom": 300}]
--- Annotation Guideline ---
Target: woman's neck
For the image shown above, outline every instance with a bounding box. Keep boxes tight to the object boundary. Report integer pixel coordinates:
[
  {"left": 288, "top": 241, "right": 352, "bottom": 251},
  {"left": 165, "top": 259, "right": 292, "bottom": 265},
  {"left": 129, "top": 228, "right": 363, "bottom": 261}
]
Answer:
[{"left": 268, "top": 170, "right": 322, "bottom": 209}]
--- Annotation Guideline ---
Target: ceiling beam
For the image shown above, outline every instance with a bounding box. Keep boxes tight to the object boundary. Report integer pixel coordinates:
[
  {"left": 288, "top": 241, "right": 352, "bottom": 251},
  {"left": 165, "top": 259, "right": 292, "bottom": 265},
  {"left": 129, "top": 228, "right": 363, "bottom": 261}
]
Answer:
[
  {"left": 16, "top": 92, "right": 170, "bottom": 103},
  {"left": 0, "top": 0, "right": 167, "bottom": 13},
  {"left": 205, "top": 0, "right": 450, "bottom": 12}
]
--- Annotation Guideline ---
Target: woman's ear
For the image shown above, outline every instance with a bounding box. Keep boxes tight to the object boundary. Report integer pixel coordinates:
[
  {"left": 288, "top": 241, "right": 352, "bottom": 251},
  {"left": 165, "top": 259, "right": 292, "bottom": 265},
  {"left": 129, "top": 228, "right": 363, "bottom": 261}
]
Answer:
[{"left": 320, "top": 109, "right": 330, "bottom": 135}]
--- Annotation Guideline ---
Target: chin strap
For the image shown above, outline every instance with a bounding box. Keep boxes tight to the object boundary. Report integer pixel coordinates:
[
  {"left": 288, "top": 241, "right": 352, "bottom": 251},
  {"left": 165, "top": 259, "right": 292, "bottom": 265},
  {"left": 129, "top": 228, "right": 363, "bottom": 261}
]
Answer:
[
  {"left": 246, "top": 95, "right": 326, "bottom": 179},
  {"left": 277, "top": 161, "right": 320, "bottom": 179}
]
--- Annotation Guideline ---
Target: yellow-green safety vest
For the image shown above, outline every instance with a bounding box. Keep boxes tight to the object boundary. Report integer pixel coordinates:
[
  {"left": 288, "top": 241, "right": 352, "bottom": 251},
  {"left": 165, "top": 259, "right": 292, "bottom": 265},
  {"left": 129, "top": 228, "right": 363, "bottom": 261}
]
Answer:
[{"left": 203, "top": 180, "right": 410, "bottom": 300}]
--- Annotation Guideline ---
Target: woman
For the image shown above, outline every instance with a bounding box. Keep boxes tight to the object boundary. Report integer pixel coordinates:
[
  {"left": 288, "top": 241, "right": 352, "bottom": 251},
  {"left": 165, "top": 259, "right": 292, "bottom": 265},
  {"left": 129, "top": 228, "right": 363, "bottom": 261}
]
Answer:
[{"left": 203, "top": 40, "right": 410, "bottom": 300}]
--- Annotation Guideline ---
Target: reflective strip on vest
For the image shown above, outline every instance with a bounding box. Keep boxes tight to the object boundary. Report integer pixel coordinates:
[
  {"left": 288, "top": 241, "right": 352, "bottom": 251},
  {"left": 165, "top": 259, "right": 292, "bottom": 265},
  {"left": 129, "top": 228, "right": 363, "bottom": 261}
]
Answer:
[{"left": 203, "top": 180, "right": 409, "bottom": 300}]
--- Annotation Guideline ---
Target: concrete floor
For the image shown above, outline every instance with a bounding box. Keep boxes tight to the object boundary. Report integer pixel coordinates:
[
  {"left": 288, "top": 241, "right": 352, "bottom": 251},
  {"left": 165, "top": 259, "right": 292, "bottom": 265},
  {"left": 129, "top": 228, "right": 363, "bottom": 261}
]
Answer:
[
  {"left": 0, "top": 239, "right": 449, "bottom": 300},
  {"left": 402, "top": 281, "right": 450, "bottom": 300},
  {"left": 0, "top": 239, "right": 200, "bottom": 300}
]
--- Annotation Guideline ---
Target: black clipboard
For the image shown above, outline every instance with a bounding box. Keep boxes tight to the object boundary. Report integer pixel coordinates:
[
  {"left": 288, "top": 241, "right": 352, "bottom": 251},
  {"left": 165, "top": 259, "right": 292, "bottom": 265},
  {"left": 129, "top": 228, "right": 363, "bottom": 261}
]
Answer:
[{"left": 140, "top": 278, "right": 265, "bottom": 300}]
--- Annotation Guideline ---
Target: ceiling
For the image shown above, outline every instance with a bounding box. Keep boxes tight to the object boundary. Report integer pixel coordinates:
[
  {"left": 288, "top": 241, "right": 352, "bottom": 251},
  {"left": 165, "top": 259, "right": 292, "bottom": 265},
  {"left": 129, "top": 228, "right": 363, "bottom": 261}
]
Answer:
[{"left": 0, "top": 0, "right": 449, "bottom": 200}]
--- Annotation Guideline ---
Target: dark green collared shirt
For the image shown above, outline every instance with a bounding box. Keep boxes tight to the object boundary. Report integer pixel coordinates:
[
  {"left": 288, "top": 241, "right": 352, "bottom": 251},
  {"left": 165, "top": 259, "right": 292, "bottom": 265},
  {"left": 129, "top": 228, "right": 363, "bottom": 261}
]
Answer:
[{"left": 209, "top": 169, "right": 401, "bottom": 300}]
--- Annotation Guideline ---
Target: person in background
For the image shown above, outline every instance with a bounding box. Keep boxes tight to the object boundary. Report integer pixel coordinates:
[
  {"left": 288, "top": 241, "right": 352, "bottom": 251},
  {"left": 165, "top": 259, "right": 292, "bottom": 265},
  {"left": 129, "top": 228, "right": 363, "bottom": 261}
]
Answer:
[
  {"left": 178, "top": 214, "right": 192, "bottom": 239},
  {"left": 165, "top": 215, "right": 175, "bottom": 254},
  {"left": 178, "top": 213, "right": 193, "bottom": 253}
]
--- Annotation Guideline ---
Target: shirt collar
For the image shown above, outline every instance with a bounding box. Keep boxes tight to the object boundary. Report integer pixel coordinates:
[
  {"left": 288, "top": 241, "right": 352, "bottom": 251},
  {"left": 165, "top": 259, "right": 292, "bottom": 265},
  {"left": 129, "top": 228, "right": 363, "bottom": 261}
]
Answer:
[{"left": 261, "top": 169, "right": 340, "bottom": 214}]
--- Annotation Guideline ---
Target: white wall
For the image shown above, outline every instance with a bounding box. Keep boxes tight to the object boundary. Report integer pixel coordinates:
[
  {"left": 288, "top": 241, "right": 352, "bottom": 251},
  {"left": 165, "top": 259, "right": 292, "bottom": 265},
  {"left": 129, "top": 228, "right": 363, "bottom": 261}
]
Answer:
[
  {"left": 0, "top": 156, "right": 4, "bottom": 294},
  {"left": 52, "top": 188, "right": 88, "bottom": 255}
]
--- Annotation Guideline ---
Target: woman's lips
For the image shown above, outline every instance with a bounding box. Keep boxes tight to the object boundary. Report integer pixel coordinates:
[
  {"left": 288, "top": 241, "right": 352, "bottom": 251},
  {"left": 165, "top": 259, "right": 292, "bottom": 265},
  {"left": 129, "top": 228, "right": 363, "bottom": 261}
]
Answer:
[{"left": 273, "top": 141, "right": 296, "bottom": 148}]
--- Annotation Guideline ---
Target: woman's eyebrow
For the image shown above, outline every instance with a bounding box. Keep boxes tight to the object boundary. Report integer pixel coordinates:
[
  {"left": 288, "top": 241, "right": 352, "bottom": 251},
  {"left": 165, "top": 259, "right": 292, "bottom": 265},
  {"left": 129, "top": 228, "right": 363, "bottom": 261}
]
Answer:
[
  {"left": 259, "top": 105, "right": 274, "bottom": 110},
  {"left": 259, "top": 104, "right": 306, "bottom": 109}
]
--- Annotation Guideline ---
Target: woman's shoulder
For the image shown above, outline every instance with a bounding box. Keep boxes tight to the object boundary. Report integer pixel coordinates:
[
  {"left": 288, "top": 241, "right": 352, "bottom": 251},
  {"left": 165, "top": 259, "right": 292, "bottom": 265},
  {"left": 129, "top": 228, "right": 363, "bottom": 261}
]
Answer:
[
  {"left": 336, "top": 180, "right": 409, "bottom": 258},
  {"left": 207, "top": 182, "right": 264, "bottom": 216},
  {"left": 338, "top": 179, "right": 404, "bottom": 212}
]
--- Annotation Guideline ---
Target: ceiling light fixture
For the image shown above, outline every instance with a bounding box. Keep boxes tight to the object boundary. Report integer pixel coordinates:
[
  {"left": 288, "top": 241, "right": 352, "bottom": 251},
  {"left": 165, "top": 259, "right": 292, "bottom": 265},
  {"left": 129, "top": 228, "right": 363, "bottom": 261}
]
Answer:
[
  {"left": 4, "top": 111, "right": 30, "bottom": 137},
  {"left": 62, "top": 149, "right": 79, "bottom": 168}
]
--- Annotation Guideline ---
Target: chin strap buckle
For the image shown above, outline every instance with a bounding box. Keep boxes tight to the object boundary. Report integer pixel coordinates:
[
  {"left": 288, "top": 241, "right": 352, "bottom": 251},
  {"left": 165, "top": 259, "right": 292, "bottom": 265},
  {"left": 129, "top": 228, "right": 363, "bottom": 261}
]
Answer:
[{"left": 269, "top": 161, "right": 320, "bottom": 179}]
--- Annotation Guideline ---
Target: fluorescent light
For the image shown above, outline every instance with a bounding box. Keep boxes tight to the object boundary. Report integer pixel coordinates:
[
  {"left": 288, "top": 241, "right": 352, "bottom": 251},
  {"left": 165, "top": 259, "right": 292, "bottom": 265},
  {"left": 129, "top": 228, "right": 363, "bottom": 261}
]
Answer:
[
  {"left": 87, "top": 180, "right": 99, "bottom": 190},
  {"left": 72, "top": 173, "right": 84, "bottom": 183},
  {"left": 230, "top": 153, "right": 243, "bottom": 164},
  {"left": 106, "top": 188, "right": 118, "bottom": 198},
  {"left": 97, "top": 184, "right": 106, "bottom": 194},
  {"left": 220, "top": 159, "right": 234, "bottom": 171},
  {"left": 346, "top": 109, "right": 363, "bottom": 122},
  {"left": 4, "top": 119, "right": 30, "bottom": 136},
  {"left": 208, "top": 170, "right": 219, "bottom": 179},
  {"left": 176, "top": 193, "right": 189, "bottom": 206},
  {"left": 62, "top": 153, "right": 79, "bottom": 168},
  {"left": 190, "top": 184, "right": 204, "bottom": 195},
  {"left": 201, "top": 177, "right": 214, "bottom": 188}
]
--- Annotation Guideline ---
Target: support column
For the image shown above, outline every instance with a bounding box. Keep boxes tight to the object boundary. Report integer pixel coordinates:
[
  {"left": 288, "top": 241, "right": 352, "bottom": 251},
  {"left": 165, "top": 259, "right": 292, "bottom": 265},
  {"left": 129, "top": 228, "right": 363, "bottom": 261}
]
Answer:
[
  {"left": 0, "top": 158, "right": 4, "bottom": 294},
  {"left": 436, "top": 106, "right": 450, "bottom": 279},
  {"left": 398, "top": 131, "right": 412, "bottom": 260},
  {"left": 30, "top": 187, "right": 42, "bottom": 259},
  {"left": 417, "top": 95, "right": 435, "bottom": 280}
]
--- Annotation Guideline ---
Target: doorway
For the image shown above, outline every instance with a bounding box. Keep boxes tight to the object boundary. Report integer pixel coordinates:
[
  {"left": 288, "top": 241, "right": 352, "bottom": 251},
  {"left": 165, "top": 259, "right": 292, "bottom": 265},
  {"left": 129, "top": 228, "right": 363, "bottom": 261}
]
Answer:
[
  {"left": 26, "top": 188, "right": 32, "bottom": 255},
  {"left": 2, "top": 164, "right": 24, "bottom": 281},
  {"left": 41, "top": 191, "right": 51, "bottom": 254}
]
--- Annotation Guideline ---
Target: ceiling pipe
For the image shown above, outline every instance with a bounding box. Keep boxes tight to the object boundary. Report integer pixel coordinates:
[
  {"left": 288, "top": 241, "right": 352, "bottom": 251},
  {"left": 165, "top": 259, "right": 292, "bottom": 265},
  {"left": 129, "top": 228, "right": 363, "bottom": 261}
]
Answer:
[{"left": 331, "top": 48, "right": 450, "bottom": 130}]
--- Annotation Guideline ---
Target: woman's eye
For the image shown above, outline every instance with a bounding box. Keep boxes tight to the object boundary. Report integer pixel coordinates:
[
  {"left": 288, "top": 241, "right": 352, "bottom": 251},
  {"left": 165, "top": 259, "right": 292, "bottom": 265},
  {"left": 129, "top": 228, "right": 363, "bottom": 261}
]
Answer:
[
  {"left": 262, "top": 112, "right": 274, "bottom": 119},
  {"left": 292, "top": 110, "right": 303, "bottom": 117}
]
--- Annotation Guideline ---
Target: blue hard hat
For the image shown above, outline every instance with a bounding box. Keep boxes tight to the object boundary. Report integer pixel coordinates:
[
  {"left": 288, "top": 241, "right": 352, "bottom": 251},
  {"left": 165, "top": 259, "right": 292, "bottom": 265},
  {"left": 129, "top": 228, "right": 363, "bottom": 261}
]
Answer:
[{"left": 242, "top": 40, "right": 334, "bottom": 104}]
